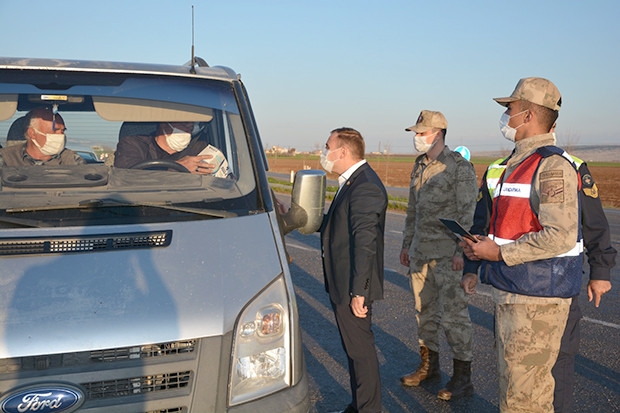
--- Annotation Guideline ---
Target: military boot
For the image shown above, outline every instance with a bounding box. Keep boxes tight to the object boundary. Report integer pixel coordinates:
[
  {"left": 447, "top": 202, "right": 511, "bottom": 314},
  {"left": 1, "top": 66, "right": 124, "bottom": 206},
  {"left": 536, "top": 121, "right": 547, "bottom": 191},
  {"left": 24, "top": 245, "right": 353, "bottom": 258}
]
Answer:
[
  {"left": 400, "top": 346, "right": 440, "bottom": 387},
  {"left": 437, "top": 359, "right": 474, "bottom": 400}
]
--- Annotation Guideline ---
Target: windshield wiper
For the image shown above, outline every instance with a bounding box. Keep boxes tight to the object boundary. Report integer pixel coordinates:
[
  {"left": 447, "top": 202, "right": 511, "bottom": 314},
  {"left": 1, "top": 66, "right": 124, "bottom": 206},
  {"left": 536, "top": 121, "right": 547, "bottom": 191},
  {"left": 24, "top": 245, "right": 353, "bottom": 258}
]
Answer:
[
  {"left": 91, "top": 199, "right": 237, "bottom": 218},
  {"left": 131, "top": 202, "right": 237, "bottom": 218},
  {"left": 0, "top": 215, "right": 48, "bottom": 228},
  {"left": 6, "top": 198, "right": 236, "bottom": 218}
]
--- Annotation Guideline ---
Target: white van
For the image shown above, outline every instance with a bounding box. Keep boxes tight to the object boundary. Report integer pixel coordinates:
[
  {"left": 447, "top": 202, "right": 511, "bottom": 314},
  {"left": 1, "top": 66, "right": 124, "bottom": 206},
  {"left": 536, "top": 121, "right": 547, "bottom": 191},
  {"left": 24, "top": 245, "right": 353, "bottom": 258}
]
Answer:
[{"left": 0, "top": 57, "right": 325, "bottom": 413}]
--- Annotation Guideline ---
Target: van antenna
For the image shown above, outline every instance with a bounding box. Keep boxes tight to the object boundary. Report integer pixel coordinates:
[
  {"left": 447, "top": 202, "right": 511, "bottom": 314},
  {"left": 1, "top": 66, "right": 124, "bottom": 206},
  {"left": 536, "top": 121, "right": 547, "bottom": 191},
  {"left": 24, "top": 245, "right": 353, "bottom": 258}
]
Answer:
[{"left": 190, "top": 5, "right": 196, "bottom": 74}]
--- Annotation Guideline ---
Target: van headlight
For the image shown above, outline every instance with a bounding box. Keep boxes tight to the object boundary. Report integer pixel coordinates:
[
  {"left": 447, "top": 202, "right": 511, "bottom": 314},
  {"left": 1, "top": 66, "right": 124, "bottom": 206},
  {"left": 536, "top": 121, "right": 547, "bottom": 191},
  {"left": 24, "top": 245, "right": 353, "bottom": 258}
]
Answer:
[{"left": 229, "top": 276, "right": 291, "bottom": 406}]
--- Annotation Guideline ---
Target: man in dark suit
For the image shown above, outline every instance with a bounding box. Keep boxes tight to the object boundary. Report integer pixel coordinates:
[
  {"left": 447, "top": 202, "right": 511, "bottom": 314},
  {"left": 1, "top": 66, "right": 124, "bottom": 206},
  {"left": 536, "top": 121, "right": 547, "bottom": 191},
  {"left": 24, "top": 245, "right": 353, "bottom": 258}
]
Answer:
[{"left": 320, "top": 127, "right": 388, "bottom": 413}]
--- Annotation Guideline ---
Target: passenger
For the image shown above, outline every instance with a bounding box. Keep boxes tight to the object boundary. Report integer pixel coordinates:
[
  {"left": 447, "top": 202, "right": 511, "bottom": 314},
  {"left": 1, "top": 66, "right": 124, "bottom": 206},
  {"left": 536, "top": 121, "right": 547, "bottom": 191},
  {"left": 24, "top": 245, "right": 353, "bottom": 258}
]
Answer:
[
  {"left": 114, "top": 122, "right": 228, "bottom": 176},
  {"left": 0, "top": 108, "right": 85, "bottom": 167}
]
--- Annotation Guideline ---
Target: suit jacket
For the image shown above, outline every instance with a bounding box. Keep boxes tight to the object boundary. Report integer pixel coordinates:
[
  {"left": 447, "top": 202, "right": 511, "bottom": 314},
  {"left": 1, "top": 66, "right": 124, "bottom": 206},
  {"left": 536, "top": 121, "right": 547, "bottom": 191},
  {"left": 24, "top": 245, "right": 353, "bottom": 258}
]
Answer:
[{"left": 320, "top": 162, "right": 388, "bottom": 305}]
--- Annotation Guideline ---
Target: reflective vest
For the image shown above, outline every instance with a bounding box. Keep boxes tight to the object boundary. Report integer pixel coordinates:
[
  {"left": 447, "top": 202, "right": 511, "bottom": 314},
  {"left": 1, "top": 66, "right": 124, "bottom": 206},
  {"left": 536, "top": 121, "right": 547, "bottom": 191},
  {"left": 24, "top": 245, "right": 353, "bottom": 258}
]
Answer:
[
  {"left": 486, "top": 150, "right": 584, "bottom": 199},
  {"left": 481, "top": 146, "right": 583, "bottom": 298}
]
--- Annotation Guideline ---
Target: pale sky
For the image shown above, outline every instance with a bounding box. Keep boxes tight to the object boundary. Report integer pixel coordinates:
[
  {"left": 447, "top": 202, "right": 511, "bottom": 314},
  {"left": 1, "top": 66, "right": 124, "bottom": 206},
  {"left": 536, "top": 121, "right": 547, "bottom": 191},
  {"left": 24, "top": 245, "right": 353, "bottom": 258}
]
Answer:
[{"left": 1, "top": 0, "right": 618, "bottom": 154}]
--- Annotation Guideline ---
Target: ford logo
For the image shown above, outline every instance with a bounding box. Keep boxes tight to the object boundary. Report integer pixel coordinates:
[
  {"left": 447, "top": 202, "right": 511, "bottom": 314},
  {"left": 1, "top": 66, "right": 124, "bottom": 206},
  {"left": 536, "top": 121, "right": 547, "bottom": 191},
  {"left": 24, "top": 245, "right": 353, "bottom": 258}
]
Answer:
[{"left": 0, "top": 384, "right": 84, "bottom": 413}]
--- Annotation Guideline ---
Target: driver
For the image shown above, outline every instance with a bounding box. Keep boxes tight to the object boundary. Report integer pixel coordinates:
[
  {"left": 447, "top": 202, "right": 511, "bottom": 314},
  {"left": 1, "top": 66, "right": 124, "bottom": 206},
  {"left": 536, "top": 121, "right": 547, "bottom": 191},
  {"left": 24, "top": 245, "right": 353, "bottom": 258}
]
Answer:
[
  {"left": 0, "top": 108, "right": 85, "bottom": 167},
  {"left": 114, "top": 122, "right": 219, "bottom": 175}
]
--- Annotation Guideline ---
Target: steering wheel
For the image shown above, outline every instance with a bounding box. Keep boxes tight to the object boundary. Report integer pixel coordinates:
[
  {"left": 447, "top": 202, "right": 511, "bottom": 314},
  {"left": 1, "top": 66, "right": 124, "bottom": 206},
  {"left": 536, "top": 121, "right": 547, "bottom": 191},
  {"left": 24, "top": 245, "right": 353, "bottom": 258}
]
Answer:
[{"left": 130, "top": 159, "right": 190, "bottom": 173}]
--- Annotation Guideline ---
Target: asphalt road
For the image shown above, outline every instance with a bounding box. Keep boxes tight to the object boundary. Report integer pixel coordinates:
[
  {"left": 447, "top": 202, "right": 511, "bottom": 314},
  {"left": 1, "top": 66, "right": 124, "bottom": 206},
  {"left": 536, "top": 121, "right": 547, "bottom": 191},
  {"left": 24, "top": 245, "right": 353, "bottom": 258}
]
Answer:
[{"left": 279, "top": 194, "right": 620, "bottom": 413}]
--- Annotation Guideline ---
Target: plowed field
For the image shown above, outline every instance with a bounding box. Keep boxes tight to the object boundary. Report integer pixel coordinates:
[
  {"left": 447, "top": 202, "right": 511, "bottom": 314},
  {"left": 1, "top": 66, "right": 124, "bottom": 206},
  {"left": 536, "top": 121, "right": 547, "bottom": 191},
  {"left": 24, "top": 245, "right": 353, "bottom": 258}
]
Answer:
[{"left": 267, "top": 156, "right": 620, "bottom": 209}]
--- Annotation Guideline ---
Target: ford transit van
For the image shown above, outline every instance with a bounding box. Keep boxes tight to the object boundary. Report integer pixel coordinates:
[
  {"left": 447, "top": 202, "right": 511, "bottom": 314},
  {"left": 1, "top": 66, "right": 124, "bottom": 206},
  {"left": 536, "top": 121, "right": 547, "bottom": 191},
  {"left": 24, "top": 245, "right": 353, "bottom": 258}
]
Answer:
[{"left": 0, "top": 57, "right": 324, "bottom": 412}]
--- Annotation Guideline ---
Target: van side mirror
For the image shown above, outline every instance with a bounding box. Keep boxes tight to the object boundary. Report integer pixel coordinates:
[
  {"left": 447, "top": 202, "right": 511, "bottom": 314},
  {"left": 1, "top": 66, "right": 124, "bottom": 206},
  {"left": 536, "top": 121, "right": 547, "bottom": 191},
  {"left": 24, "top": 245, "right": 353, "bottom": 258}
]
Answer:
[{"left": 279, "top": 170, "right": 326, "bottom": 235}]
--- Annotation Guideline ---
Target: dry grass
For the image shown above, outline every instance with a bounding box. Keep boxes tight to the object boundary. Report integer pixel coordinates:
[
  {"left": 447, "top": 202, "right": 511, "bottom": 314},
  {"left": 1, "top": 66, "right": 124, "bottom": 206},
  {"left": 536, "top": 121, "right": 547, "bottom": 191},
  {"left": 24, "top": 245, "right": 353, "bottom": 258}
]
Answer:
[{"left": 267, "top": 155, "right": 620, "bottom": 209}]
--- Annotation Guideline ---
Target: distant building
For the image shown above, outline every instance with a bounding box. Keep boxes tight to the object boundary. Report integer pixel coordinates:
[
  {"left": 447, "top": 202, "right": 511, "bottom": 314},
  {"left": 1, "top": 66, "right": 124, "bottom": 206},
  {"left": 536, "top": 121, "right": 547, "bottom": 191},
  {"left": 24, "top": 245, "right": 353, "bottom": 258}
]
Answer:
[{"left": 265, "top": 145, "right": 297, "bottom": 156}]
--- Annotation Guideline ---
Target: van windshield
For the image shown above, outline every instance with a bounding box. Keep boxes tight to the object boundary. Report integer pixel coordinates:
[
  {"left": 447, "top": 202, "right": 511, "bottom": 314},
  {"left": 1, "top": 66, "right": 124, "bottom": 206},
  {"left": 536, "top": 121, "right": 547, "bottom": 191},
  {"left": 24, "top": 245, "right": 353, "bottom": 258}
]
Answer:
[{"left": 0, "top": 73, "right": 259, "bottom": 228}]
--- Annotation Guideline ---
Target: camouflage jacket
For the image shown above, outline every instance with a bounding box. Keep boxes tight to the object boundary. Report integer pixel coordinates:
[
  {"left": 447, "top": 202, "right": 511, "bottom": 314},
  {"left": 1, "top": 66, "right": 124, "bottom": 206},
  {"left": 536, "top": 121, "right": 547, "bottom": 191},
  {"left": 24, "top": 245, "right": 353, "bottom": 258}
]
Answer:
[{"left": 402, "top": 146, "right": 478, "bottom": 259}]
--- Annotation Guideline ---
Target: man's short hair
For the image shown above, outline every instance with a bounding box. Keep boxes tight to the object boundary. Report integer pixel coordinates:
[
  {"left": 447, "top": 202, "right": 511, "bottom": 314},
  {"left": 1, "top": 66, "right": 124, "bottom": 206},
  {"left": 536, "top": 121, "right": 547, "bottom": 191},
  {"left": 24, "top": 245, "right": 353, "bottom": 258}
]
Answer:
[
  {"left": 519, "top": 101, "right": 558, "bottom": 132},
  {"left": 24, "top": 107, "right": 64, "bottom": 131},
  {"left": 331, "top": 127, "right": 365, "bottom": 160}
]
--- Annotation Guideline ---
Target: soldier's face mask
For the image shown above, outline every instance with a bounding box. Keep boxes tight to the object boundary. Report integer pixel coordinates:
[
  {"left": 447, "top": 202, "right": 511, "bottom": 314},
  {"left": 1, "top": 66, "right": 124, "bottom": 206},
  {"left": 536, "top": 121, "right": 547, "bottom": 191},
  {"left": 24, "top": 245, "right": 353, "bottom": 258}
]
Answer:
[
  {"left": 413, "top": 131, "right": 437, "bottom": 153},
  {"left": 499, "top": 110, "right": 527, "bottom": 142}
]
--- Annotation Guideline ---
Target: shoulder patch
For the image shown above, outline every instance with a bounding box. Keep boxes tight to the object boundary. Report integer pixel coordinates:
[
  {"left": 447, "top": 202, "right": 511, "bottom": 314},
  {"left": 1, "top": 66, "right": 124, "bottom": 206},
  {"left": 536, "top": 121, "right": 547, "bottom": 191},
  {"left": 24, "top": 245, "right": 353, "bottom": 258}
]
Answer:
[
  {"left": 540, "top": 170, "right": 563, "bottom": 180},
  {"left": 540, "top": 179, "right": 564, "bottom": 204},
  {"left": 581, "top": 173, "right": 594, "bottom": 188},
  {"left": 582, "top": 183, "right": 599, "bottom": 199}
]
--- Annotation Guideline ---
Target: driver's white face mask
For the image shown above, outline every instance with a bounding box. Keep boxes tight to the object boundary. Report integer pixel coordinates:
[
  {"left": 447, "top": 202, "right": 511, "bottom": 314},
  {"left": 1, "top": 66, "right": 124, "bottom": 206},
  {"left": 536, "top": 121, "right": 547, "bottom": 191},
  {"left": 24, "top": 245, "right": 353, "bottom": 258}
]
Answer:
[{"left": 164, "top": 123, "right": 192, "bottom": 152}]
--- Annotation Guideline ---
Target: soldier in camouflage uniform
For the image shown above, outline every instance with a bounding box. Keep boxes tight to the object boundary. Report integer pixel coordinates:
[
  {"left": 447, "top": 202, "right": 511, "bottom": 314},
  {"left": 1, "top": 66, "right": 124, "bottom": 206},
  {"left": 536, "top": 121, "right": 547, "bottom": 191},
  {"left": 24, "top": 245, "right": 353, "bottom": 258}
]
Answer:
[
  {"left": 399, "top": 110, "right": 478, "bottom": 401},
  {"left": 466, "top": 133, "right": 616, "bottom": 412},
  {"left": 461, "top": 78, "right": 581, "bottom": 413}
]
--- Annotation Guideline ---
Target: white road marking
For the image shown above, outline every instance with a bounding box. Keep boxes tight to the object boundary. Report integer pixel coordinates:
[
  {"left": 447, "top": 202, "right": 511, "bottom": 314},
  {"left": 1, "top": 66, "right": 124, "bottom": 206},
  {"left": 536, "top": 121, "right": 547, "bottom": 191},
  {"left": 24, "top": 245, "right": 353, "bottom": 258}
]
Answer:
[
  {"left": 582, "top": 317, "right": 620, "bottom": 329},
  {"left": 286, "top": 242, "right": 317, "bottom": 252}
]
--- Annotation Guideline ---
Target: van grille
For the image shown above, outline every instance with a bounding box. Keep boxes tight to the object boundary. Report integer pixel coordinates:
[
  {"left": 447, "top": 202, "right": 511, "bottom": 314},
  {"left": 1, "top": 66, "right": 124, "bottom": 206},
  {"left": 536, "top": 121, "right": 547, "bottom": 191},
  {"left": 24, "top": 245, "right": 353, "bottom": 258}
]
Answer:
[
  {"left": 0, "top": 340, "right": 195, "bottom": 374},
  {"left": 0, "top": 230, "right": 171, "bottom": 256},
  {"left": 0, "top": 340, "right": 198, "bottom": 408},
  {"left": 91, "top": 341, "right": 195, "bottom": 362},
  {"left": 83, "top": 370, "right": 192, "bottom": 399}
]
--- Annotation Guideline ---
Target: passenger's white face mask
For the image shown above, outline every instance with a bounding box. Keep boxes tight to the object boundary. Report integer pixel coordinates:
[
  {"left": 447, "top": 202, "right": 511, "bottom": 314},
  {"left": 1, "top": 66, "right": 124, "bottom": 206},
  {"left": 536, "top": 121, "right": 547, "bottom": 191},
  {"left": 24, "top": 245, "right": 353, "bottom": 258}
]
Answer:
[
  {"left": 319, "top": 147, "right": 342, "bottom": 173},
  {"left": 32, "top": 128, "right": 66, "bottom": 155},
  {"left": 499, "top": 110, "right": 527, "bottom": 142},
  {"left": 413, "top": 131, "right": 437, "bottom": 153},
  {"left": 164, "top": 123, "right": 192, "bottom": 152}
]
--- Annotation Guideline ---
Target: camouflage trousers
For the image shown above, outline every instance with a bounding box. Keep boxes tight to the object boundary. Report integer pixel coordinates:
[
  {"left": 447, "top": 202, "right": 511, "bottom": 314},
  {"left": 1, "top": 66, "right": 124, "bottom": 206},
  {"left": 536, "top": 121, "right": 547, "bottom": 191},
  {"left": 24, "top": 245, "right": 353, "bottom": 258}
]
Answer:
[
  {"left": 496, "top": 301, "right": 570, "bottom": 413},
  {"left": 409, "top": 256, "right": 473, "bottom": 361}
]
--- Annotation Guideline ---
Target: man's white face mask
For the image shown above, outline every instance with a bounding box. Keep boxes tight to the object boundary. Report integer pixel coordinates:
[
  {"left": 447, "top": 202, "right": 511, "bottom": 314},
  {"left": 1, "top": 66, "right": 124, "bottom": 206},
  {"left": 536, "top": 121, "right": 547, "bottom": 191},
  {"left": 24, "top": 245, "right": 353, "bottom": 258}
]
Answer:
[
  {"left": 413, "top": 131, "right": 438, "bottom": 153},
  {"left": 164, "top": 123, "right": 192, "bottom": 152},
  {"left": 499, "top": 110, "right": 527, "bottom": 142},
  {"left": 319, "top": 146, "right": 342, "bottom": 173},
  {"left": 32, "top": 128, "right": 66, "bottom": 156}
]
